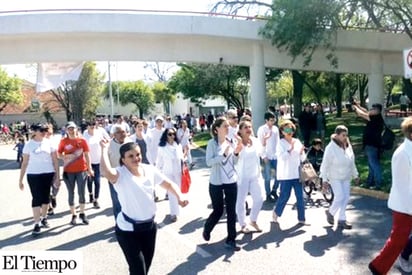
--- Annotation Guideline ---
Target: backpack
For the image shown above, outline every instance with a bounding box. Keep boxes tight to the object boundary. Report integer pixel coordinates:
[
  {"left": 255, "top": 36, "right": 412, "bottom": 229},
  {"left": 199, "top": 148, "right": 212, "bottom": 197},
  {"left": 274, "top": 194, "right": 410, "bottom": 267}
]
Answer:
[{"left": 381, "top": 125, "right": 395, "bottom": 150}]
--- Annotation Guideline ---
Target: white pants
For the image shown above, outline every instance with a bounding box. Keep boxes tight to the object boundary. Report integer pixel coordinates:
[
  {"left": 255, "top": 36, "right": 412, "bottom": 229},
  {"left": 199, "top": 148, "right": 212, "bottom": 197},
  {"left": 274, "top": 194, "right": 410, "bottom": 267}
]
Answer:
[
  {"left": 165, "top": 173, "right": 181, "bottom": 216},
  {"left": 236, "top": 176, "right": 264, "bottom": 227},
  {"left": 329, "top": 180, "right": 351, "bottom": 221}
]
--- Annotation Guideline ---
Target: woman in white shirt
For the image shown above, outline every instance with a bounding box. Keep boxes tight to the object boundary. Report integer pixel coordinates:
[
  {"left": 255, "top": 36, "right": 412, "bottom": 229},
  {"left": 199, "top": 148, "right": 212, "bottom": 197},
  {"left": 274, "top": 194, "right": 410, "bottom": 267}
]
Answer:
[
  {"left": 18, "top": 123, "right": 60, "bottom": 236},
  {"left": 156, "top": 128, "right": 185, "bottom": 222},
  {"left": 369, "top": 117, "right": 412, "bottom": 274},
  {"left": 203, "top": 117, "right": 243, "bottom": 251},
  {"left": 272, "top": 120, "right": 306, "bottom": 224},
  {"left": 83, "top": 120, "right": 110, "bottom": 208},
  {"left": 100, "top": 141, "right": 188, "bottom": 275},
  {"left": 320, "top": 125, "right": 359, "bottom": 230},
  {"left": 236, "top": 120, "right": 264, "bottom": 233},
  {"left": 177, "top": 120, "right": 193, "bottom": 167}
]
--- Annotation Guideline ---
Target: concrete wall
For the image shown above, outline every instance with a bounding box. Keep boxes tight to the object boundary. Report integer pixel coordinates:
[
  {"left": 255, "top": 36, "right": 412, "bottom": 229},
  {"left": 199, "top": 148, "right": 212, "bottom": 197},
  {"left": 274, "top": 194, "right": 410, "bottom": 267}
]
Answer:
[
  {"left": 0, "top": 12, "right": 408, "bottom": 76},
  {"left": 0, "top": 112, "right": 67, "bottom": 128}
]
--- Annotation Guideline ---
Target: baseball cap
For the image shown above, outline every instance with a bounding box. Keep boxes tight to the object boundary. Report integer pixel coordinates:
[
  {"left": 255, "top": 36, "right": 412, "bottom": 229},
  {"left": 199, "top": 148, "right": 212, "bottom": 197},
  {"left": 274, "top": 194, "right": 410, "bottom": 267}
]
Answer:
[
  {"left": 155, "top": 115, "right": 164, "bottom": 122},
  {"left": 66, "top": 121, "right": 77, "bottom": 129},
  {"left": 31, "top": 123, "right": 48, "bottom": 132}
]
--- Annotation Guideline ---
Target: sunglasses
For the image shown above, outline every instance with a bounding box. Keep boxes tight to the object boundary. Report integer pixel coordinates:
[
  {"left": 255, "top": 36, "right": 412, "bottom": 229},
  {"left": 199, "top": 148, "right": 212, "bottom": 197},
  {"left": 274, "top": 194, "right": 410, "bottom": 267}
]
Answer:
[{"left": 168, "top": 132, "right": 176, "bottom": 136}]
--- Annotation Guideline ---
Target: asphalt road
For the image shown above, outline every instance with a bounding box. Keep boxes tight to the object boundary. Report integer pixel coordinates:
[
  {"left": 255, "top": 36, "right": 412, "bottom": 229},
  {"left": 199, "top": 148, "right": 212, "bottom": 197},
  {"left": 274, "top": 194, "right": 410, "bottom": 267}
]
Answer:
[{"left": 0, "top": 143, "right": 405, "bottom": 274}]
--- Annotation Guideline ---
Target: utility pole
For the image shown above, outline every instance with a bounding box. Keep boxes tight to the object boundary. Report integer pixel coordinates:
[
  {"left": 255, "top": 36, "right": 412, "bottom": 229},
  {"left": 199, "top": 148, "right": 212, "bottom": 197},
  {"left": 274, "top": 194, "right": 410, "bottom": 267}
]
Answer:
[{"left": 108, "top": 61, "right": 114, "bottom": 119}]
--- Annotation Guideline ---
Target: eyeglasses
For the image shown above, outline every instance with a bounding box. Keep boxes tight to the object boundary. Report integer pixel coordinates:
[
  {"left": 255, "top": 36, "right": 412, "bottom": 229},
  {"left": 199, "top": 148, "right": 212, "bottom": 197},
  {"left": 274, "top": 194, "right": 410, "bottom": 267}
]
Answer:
[
  {"left": 168, "top": 133, "right": 175, "bottom": 136},
  {"left": 231, "top": 116, "right": 238, "bottom": 119}
]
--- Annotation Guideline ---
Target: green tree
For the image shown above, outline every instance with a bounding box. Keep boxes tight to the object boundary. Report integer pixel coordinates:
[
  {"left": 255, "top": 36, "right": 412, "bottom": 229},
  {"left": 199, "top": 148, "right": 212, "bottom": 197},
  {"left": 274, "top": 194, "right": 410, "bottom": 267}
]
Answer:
[
  {"left": 213, "top": 0, "right": 412, "bottom": 115},
  {"left": 168, "top": 63, "right": 250, "bottom": 110},
  {"left": 152, "top": 82, "right": 176, "bottom": 114},
  {"left": 0, "top": 67, "right": 23, "bottom": 112},
  {"left": 116, "top": 80, "right": 155, "bottom": 118},
  {"left": 50, "top": 62, "right": 104, "bottom": 123}
]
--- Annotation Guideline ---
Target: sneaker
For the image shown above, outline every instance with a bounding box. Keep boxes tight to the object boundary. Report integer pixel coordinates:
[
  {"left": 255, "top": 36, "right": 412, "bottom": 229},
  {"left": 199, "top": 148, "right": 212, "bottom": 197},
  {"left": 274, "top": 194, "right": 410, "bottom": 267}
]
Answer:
[
  {"left": 41, "top": 217, "right": 50, "bottom": 228},
  {"left": 270, "top": 190, "right": 279, "bottom": 201},
  {"left": 51, "top": 196, "right": 57, "bottom": 208},
  {"left": 398, "top": 255, "right": 412, "bottom": 272},
  {"left": 79, "top": 213, "right": 89, "bottom": 225},
  {"left": 70, "top": 215, "right": 77, "bottom": 225},
  {"left": 272, "top": 211, "right": 278, "bottom": 223},
  {"left": 266, "top": 196, "right": 275, "bottom": 203},
  {"left": 89, "top": 194, "right": 94, "bottom": 203},
  {"left": 325, "top": 210, "right": 334, "bottom": 225},
  {"left": 93, "top": 200, "right": 100, "bottom": 209},
  {"left": 48, "top": 207, "right": 54, "bottom": 216},
  {"left": 224, "top": 241, "right": 241, "bottom": 251},
  {"left": 298, "top": 220, "right": 310, "bottom": 226},
  {"left": 32, "top": 224, "right": 41, "bottom": 236},
  {"left": 202, "top": 230, "right": 210, "bottom": 241},
  {"left": 369, "top": 186, "right": 381, "bottom": 191},
  {"left": 337, "top": 220, "right": 352, "bottom": 230}
]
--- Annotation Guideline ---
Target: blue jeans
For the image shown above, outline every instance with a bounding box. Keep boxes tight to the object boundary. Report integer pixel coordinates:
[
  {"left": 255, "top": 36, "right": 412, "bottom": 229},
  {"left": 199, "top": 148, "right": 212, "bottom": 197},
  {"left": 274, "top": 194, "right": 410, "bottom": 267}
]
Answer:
[
  {"left": 87, "top": 163, "right": 101, "bottom": 199},
  {"left": 262, "top": 159, "right": 278, "bottom": 197},
  {"left": 109, "top": 182, "right": 121, "bottom": 220},
  {"left": 274, "top": 179, "right": 305, "bottom": 222},
  {"left": 365, "top": 145, "right": 382, "bottom": 188}
]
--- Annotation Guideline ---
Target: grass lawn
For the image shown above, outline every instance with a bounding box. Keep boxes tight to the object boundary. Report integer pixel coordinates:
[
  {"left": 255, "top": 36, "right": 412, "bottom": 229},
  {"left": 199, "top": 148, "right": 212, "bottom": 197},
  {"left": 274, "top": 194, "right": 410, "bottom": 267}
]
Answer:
[
  {"left": 192, "top": 131, "right": 211, "bottom": 149},
  {"left": 192, "top": 112, "right": 402, "bottom": 193}
]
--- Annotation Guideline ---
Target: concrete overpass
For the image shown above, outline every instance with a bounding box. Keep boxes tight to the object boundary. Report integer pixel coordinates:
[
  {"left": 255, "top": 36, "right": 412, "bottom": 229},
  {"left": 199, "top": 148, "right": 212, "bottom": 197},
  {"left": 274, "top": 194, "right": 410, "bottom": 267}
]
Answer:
[{"left": 0, "top": 9, "right": 410, "bottom": 123}]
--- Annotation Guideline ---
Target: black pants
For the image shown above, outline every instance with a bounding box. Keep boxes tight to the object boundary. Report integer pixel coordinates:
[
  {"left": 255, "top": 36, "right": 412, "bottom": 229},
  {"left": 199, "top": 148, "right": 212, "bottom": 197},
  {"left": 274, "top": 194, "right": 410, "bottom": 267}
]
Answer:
[
  {"left": 115, "top": 223, "right": 157, "bottom": 275},
  {"left": 27, "top": 173, "right": 54, "bottom": 207},
  {"left": 204, "top": 182, "right": 237, "bottom": 243}
]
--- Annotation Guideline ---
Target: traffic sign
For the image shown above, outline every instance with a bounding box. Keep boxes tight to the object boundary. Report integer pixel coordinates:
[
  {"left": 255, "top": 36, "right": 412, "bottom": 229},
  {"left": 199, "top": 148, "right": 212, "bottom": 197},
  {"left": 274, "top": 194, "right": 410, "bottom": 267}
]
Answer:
[{"left": 403, "top": 48, "right": 412, "bottom": 78}]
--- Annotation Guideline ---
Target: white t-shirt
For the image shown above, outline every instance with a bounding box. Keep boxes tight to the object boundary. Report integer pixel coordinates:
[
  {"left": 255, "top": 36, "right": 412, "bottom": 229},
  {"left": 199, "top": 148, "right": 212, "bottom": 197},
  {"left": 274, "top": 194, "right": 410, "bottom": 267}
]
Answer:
[
  {"left": 83, "top": 128, "right": 109, "bottom": 164},
  {"left": 146, "top": 127, "right": 164, "bottom": 165},
  {"left": 23, "top": 139, "right": 56, "bottom": 174},
  {"left": 114, "top": 164, "right": 167, "bottom": 231},
  {"left": 177, "top": 128, "right": 190, "bottom": 147}
]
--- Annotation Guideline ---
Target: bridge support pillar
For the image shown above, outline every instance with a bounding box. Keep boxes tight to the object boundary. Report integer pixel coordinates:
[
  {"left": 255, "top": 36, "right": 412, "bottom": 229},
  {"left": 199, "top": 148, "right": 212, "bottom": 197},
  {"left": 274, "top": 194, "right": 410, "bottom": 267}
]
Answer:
[
  {"left": 368, "top": 54, "right": 385, "bottom": 109},
  {"left": 250, "top": 43, "right": 266, "bottom": 131}
]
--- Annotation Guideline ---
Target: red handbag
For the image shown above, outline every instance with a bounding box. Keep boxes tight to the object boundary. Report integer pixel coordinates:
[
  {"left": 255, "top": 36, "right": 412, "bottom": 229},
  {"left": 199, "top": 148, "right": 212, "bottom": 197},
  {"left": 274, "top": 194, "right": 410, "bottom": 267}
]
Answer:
[{"left": 181, "top": 163, "right": 191, "bottom": 193}]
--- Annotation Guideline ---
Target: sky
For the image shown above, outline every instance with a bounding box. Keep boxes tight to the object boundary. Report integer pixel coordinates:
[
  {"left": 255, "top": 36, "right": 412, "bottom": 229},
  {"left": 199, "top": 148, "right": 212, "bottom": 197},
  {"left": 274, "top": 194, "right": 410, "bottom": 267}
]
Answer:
[
  {"left": 1, "top": 0, "right": 216, "bottom": 82},
  {"left": 0, "top": 0, "right": 216, "bottom": 13},
  {"left": 1, "top": 0, "right": 270, "bottom": 82}
]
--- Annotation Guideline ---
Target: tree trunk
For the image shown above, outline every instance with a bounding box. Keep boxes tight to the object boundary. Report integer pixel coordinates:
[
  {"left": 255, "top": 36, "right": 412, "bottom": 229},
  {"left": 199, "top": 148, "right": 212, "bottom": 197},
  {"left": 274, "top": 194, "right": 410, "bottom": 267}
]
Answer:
[
  {"left": 335, "top": 73, "right": 342, "bottom": 118},
  {"left": 292, "top": 70, "right": 303, "bottom": 117}
]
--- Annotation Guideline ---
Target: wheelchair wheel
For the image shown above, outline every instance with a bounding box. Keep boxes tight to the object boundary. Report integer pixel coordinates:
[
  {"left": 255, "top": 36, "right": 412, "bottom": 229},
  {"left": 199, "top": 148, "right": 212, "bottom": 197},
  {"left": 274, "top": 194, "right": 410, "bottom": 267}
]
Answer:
[
  {"left": 322, "top": 183, "right": 334, "bottom": 203},
  {"left": 303, "top": 181, "right": 313, "bottom": 196}
]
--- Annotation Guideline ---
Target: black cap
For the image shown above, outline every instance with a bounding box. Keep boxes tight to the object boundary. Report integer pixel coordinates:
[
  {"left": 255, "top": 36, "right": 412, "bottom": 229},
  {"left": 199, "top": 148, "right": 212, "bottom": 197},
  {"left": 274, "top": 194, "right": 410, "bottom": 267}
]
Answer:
[{"left": 31, "top": 123, "right": 48, "bottom": 131}]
